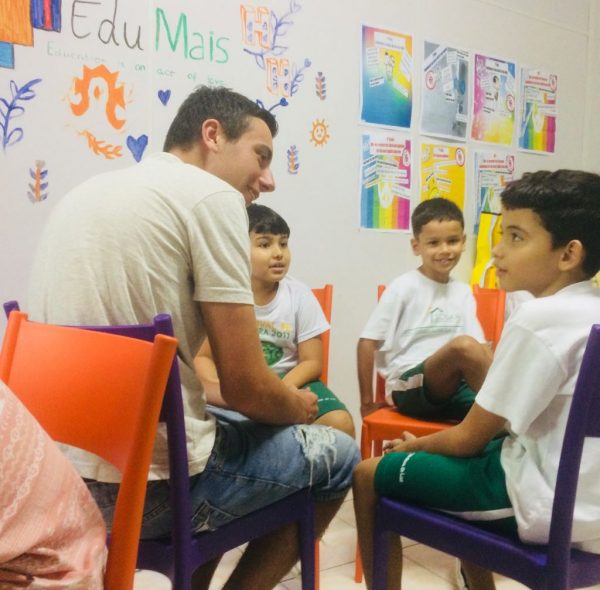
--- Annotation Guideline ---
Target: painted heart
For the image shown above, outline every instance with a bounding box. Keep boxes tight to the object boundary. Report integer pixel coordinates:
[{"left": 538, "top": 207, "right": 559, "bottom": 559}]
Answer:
[
  {"left": 158, "top": 89, "right": 171, "bottom": 105},
  {"left": 126, "top": 134, "right": 148, "bottom": 162}
]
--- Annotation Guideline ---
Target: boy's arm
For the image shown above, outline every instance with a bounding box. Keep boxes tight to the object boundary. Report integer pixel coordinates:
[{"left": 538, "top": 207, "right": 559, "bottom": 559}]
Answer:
[
  {"left": 384, "top": 402, "right": 506, "bottom": 457},
  {"left": 200, "top": 301, "right": 318, "bottom": 425},
  {"left": 281, "top": 336, "right": 324, "bottom": 388},
  {"left": 357, "top": 337, "right": 386, "bottom": 417},
  {"left": 194, "top": 338, "right": 229, "bottom": 407}
]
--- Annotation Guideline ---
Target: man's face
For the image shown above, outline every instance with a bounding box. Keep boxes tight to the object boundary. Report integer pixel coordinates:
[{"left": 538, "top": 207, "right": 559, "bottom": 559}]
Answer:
[{"left": 207, "top": 117, "right": 276, "bottom": 205}]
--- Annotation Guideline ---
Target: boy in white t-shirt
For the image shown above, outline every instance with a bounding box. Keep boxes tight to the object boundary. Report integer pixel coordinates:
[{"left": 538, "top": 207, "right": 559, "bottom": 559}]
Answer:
[
  {"left": 353, "top": 169, "right": 600, "bottom": 590},
  {"left": 196, "top": 204, "right": 355, "bottom": 437},
  {"left": 358, "top": 197, "right": 492, "bottom": 420}
]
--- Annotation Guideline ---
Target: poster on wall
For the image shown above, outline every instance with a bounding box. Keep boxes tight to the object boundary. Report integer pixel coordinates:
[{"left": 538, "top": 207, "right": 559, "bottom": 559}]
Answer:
[
  {"left": 360, "top": 24, "right": 413, "bottom": 129},
  {"left": 517, "top": 67, "right": 558, "bottom": 154},
  {"left": 360, "top": 131, "right": 411, "bottom": 231},
  {"left": 471, "top": 52, "right": 516, "bottom": 146},
  {"left": 420, "top": 143, "right": 466, "bottom": 211},
  {"left": 420, "top": 41, "right": 469, "bottom": 141},
  {"left": 472, "top": 150, "right": 515, "bottom": 231}
]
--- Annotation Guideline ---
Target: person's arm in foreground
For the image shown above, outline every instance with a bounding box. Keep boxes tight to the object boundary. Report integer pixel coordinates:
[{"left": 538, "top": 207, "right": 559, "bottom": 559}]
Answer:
[
  {"left": 194, "top": 338, "right": 228, "bottom": 407},
  {"left": 200, "top": 300, "right": 317, "bottom": 425}
]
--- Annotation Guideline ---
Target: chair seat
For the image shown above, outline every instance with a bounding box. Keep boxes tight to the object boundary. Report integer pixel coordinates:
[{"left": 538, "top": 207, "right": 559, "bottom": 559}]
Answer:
[
  {"left": 361, "top": 407, "right": 454, "bottom": 457},
  {"left": 376, "top": 497, "right": 600, "bottom": 590}
]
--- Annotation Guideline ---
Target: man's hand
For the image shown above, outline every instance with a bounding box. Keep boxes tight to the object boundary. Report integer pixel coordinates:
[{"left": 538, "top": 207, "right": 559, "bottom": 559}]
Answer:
[{"left": 291, "top": 387, "right": 319, "bottom": 424}]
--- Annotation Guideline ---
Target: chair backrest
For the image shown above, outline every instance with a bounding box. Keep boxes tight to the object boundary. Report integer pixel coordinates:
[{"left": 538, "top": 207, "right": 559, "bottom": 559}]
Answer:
[
  {"left": 3, "top": 300, "right": 194, "bottom": 587},
  {"left": 0, "top": 311, "right": 177, "bottom": 590},
  {"left": 547, "top": 323, "right": 600, "bottom": 577},
  {"left": 311, "top": 284, "right": 333, "bottom": 385},
  {"left": 472, "top": 285, "right": 506, "bottom": 349}
]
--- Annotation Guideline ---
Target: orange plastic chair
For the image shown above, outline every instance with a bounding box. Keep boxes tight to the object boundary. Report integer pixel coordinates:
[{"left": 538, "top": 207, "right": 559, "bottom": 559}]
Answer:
[
  {"left": 310, "top": 283, "right": 333, "bottom": 590},
  {"left": 312, "top": 283, "right": 333, "bottom": 385},
  {"left": 0, "top": 311, "right": 177, "bottom": 590},
  {"left": 472, "top": 284, "right": 506, "bottom": 349}
]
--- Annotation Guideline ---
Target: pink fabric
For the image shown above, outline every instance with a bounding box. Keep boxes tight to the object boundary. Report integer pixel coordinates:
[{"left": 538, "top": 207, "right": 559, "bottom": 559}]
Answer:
[{"left": 0, "top": 381, "right": 106, "bottom": 589}]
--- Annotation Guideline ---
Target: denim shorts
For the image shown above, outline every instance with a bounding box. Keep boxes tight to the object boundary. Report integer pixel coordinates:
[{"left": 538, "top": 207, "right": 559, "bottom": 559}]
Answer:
[{"left": 87, "top": 407, "right": 360, "bottom": 539}]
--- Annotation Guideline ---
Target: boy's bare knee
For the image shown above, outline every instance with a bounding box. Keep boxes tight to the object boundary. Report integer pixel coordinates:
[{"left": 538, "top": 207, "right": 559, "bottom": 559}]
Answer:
[
  {"left": 352, "top": 457, "right": 379, "bottom": 490},
  {"left": 449, "top": 335, "right": 485, "bottom": 359},
  {"left": 317, "top": 409, "right": 355, "bottom": 438}
]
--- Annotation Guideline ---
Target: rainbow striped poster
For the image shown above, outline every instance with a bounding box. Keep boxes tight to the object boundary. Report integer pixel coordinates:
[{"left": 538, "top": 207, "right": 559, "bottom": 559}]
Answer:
[
  {"left": 471, "top": 53, "right": 516, "bottom": 146},
  {"left": 360, "top": 131, "right": 411, "bottom": 231},
  {"left": 518, "top": 67, "right": 557, "bottom": 154}
]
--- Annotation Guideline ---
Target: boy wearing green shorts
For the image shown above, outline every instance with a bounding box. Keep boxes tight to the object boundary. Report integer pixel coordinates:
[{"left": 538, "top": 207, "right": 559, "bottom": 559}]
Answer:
[
  {"left": 353, "top": 170, "right": 600, "bottom": 590},
  {"left": 196, "top": 204, "right": 354, "bottom": 437},
  {"left": 358, "top": 197, "right": 492, "bottom": 421}
]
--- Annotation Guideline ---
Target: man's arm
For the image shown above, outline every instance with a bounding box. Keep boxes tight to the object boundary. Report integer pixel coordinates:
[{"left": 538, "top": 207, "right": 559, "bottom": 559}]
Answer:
[
  {"left": 357, "top": 338, "right": 386, "bottom": 417},
  {"left": 200, "top": 300, "right": 317, "bottom": 425},
  {"left": 384, "top": 402, "right": 506, "bottom": 457},
  {"left": 282, "top": 336, "right": 323, "bottom": 388}
]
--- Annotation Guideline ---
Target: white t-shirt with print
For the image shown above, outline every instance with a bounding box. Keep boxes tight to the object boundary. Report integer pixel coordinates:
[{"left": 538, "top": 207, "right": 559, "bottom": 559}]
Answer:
[
  {"left": 255, "top": 276, "right": 329, "bottom": 376},
  {"left": 360, "top": 269, "right": 484, "bottom": 400}
]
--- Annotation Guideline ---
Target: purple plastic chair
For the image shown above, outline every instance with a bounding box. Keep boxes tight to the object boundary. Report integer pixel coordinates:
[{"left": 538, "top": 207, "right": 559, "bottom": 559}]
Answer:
[
  {"left": 3, "top": 301, "right": 316, "bottom": 590},
  {"left": 371, "top": 323, "right": 600, "bottom": 590}
]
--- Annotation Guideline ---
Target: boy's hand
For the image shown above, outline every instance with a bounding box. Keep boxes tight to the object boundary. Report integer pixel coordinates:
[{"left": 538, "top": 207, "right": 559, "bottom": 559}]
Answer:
[
  {"left": 383, "top": 431, "right": 417, "bottom": 454},
  {"left": 360, "top": 400, "right": 387, "bottom": 418}
]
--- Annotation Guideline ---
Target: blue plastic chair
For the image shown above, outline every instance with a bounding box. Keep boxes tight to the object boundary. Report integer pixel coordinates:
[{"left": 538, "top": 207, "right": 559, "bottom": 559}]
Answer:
[
  {"left": 3, "top": 301, "right": 316, "bottom": 590},
  {"left": 371, "top": 324, "right": 600, "bottom": 590}
]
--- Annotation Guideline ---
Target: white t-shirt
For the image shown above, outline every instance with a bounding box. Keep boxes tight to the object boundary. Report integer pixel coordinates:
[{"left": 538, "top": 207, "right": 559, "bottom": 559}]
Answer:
[
  {"left": 256, "top": 276, "right": 329, "bottom": 376},
  {"left": 476, "top": 280, "right": 600, "bottom": 551},
  {"left": 27, "top": 152, "right": 253, "bottom": 482},
  {"left": 360, "top": 269, "right": 484, "bottom": 399}
]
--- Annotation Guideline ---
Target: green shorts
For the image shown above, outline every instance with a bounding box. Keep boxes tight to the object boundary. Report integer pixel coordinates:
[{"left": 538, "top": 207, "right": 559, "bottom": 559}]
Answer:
[
  {"left": 391, "top": 362, "right": 475, "bottom": 421},
  {"left": 303, "top": 380, "right": 348, "bottom": 418},
  {"left": 374, "top": 437, "right": 517, "bottom": 535}
]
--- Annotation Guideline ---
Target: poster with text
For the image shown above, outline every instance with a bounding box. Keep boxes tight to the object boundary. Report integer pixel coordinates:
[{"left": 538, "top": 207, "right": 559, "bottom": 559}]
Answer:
[
  {"left": 518, "top": 67, "right": 558, "bottom": 154},
  {"left": 420, "top": 143, "right": 466, "bottom": 211},
  {"left": 420, "top": 41, "right": 469, "bottom": 140},
  {"left": 471, "top": 53, "right": 516, "bottom": 146},
  {"left": 360, "top": 25, "right": 413, "bottom": 129},
  {"left": 360, "top": 131, "right": 411, "bottom": 231},
  {"left": 473, "top": 150, "right": 515, "bottom": 232}
]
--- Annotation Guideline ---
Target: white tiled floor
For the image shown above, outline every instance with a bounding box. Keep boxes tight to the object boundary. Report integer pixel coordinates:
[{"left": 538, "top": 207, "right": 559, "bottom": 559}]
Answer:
[{"left": 133, "top": 494, "right": 600, "bottom": 590}]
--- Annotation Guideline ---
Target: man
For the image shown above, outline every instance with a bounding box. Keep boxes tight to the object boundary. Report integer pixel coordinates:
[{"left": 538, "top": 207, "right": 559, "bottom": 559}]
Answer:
[{"left": 28, "top": 86, "right": 359, "bottom": 590}]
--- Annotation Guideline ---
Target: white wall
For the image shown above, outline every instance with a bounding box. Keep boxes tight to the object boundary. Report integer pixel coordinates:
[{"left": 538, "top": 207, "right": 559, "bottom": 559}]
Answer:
[{"left": 0, "top": 0, "right": 597, "bottom": 434}]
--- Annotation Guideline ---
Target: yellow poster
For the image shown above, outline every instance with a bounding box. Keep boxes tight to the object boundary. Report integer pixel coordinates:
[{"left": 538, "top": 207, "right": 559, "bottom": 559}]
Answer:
[{"left": 420, "top": 143, "right": 466, "bottom": 210}]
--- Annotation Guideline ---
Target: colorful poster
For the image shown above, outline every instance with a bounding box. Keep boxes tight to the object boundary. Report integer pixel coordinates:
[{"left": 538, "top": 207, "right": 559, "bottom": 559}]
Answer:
[
  {"left": 518, "top": 67, "right": 558, "bottom": 153},
  {"left": 360, "top": 131, "right": 411, "bottom": 231},
  {"left": 360, "top": 25, "right": 413, "bottom": 129},
  {"left": 420, "top": 41, "right": 469, "bottom": 140},
  {"left": 420, "top": 143, "right": 466, "bottom": 211},
  {"left": 473, "top": 150, "right": 515, "bottom": 228},
  {"left": 471, "top": 53, "right": 516, "bottom": 146}
]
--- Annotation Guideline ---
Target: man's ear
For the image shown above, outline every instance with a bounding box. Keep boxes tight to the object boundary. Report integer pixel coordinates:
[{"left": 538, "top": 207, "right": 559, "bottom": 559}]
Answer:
[
  {"left": 558, "top": 239, "right": 585, "bottom": 271},
  {"left": 200, "top": 119, "right": 221, "bottom": 152}
]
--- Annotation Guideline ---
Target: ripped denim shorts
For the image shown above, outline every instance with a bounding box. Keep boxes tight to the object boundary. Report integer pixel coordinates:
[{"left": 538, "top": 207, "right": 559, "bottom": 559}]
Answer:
[{"left": 87, "top": 406, "right": 359, "bottom": 539}]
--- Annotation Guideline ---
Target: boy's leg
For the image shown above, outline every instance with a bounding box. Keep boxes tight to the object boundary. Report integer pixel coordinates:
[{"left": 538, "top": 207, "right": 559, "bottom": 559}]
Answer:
[
  {"left": 306, "top": 379, "right": 356, "bottom": 438},
  {"left": 353, "top": 457, "right": 402, "bottom": 590},
  {"left": 423, "top": 335, "right": 493, "bottom": 402}
]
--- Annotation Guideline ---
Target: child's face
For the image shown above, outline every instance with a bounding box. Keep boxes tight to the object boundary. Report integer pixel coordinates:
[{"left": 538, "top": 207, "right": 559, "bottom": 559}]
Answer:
[
  {"left": 493, "top": 207, "right": 566, "bottom": 297},
  {"left": 250, "top": 231, "right": 291, "bottom": 285},
  {"left": 411, "top": 219, "right": 465, "bottom": 283}
]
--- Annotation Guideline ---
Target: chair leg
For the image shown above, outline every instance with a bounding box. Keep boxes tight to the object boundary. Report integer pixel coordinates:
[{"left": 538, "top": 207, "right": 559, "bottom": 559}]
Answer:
[
  {"left": 354, "top": 543, "right": 363, "bottom": 582},
  {"left": 315, "top": 541, "right": 320, "bottom": 590}
]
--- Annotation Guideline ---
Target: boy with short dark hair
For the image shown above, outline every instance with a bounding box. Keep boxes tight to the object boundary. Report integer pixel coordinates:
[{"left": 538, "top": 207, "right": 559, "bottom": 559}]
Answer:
[
  {"left": 196, "top": 203, "right": 355, "bottom": 437},
  {"left": 358, "top": 197, "right": 492, "bottom": 420},
  {"left": 353, "top": 169, "right": 600, "bottom": 590}
]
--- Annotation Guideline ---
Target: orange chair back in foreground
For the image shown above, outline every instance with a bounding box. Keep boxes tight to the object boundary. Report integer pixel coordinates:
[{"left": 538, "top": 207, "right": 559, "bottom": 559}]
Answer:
[
  {"left": 472, "top": 284, "right": 506, "bottom": 349},
  {"left": 312, "top": 284, "right": 333, "bottom": 385},
  {"left": 0, "top": 311, "right": 178, "bottom": 590}
]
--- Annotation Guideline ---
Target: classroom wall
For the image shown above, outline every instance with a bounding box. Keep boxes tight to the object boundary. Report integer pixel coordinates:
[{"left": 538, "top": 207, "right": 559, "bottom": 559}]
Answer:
[{"left": 0, "top": 0, "right": 597, "bottom": 432}]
